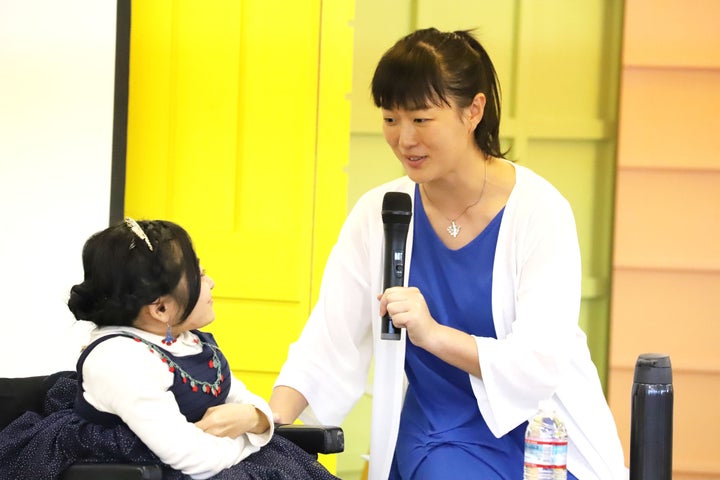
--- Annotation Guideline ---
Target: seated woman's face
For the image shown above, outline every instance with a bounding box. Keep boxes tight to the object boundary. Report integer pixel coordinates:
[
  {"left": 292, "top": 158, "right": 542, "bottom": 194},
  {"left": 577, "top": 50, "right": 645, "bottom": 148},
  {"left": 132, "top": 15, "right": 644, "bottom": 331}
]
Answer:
[{"left": 178, "top": 269, "right": 216, "bottom": 332}]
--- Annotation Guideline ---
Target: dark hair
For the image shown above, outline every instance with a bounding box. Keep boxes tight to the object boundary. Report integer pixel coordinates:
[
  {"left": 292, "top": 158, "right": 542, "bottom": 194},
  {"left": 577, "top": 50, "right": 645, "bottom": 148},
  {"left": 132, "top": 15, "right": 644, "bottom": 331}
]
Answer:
[
  {"left": 371, "top": 27, "right": 506, "bottom": 158},
  {"left": 68, "top": 220, "right": 201, "bottom": 327}
]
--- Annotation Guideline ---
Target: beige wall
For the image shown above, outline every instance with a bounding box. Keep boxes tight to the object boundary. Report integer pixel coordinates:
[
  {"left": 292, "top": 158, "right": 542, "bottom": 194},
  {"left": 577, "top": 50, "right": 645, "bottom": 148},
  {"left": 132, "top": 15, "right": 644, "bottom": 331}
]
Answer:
[{"left": 607, "top": 1, "right": 720, "bottom": 479}]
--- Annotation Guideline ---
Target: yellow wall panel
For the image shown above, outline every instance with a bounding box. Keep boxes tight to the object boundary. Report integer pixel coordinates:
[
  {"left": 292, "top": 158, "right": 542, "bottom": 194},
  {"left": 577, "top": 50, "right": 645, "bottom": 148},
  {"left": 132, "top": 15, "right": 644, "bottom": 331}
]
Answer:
[
  {"left": 125, "top": 0, "right": 354, "bottom": 436},
  {"left": 624, "top": 0, "right": 720, "bottom": 68},
  {"left": 125, "top": 1, "right": 173, "bottom": 218},
  {"left": 234, "top": 1, "right": 321, "bottom": 231},
  {"left": 618, "top": 68, "right": 720, "bottom": 169},
  {"left": 312, "top": 0, "right": 355, "bottom": 302},
  {"left": 613, "top": 170, "right": 720, "bottom": 270},
  {"left": 195, "top": 231, "right": 306, "bottom": 301},
  {"left": 212, "top": 300, "right": 307, "bottom": 373},
  {"left": 171, "top": 3, "right": 243, "bottom": 228}
]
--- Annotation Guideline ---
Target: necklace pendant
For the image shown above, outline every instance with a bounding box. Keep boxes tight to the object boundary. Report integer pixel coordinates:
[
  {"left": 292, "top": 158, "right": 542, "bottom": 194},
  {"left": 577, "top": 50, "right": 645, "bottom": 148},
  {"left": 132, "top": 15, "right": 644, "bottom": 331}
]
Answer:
[{"left": 447, "top": 221, "right": 461, "bottom": 238}]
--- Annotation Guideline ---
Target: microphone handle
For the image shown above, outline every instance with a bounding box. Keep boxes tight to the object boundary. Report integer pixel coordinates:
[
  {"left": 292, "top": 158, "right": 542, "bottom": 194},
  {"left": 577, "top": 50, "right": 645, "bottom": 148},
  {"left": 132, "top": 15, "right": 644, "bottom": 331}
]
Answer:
[{"left": 382, "top": 222, "right": 409, "bottom": 340}]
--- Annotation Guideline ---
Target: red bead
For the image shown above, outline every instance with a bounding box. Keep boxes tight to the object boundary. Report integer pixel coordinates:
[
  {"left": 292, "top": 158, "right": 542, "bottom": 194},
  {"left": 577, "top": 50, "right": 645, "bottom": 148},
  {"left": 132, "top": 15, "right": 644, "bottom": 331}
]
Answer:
[
  {"left": 208, "top": 360, "right": 214, "bottom": 368},
  {"left": 182, "top": 377, "right": 187, "bottom": 384},
  {"left": 192, "top": 386, "right": 198, "bottom": 392},
  {"left": 168, "top": 366, "right": 175, "bottom": 372}
]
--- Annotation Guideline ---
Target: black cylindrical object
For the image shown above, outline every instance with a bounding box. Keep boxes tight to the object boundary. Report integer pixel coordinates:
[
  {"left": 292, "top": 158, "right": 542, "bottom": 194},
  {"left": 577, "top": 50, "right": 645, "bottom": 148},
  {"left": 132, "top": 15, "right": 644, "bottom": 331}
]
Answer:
[
  {"left": 380, "top": 192, "right": 412, "bottom": 341},
  {"left": 629, "top": 353, "right": 673, "bottom": 480}
]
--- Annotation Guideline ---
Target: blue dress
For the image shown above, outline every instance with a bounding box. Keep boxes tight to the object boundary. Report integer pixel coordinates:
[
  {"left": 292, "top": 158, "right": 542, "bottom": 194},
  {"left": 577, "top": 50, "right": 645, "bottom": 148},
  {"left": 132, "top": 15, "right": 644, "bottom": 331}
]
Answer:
[
  {"left": 390, "top": 186, "right": 578, "bottom": 480},
  {"left": 0, "top": 331, "right": 338, "bottom": 480}
]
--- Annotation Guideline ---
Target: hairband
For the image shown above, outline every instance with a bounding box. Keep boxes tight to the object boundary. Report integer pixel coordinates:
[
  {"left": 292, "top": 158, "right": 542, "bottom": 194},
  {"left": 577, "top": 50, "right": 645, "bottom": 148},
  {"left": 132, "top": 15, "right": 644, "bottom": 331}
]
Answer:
[{"left": 124, "top": 217, "right": 154, "bottom": 252}]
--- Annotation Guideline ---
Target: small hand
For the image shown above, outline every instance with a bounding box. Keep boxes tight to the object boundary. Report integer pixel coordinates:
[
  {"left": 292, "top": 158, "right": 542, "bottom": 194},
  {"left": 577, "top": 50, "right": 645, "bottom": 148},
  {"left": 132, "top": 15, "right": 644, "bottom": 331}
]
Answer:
[
  {"left": 194, "top": 403, "right": 269, "bottom": 438},
  {"left": 378, "top": 286, "right": 438, "bottom": 349}
]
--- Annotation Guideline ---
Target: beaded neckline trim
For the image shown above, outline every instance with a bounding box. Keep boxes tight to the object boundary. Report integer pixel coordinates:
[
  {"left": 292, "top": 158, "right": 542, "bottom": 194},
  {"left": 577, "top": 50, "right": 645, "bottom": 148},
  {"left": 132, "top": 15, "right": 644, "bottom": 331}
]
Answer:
[{"left": 130, "top": 334, "right": 225, "bottom": 396}]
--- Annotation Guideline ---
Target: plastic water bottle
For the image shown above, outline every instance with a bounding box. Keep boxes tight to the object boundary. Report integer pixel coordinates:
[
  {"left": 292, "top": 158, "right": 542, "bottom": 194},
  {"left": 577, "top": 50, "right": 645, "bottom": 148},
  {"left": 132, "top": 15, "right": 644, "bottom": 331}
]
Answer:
[{"left": 523, "top": 400, "right": 568, "bottom": 480}]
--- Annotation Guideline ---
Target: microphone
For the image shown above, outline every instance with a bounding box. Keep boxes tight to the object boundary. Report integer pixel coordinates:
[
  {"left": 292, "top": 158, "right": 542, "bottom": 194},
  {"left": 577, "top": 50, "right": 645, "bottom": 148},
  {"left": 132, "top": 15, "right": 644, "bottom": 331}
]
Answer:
[{"left": 381, "top": 192, "right": 412, "bottom": 340}]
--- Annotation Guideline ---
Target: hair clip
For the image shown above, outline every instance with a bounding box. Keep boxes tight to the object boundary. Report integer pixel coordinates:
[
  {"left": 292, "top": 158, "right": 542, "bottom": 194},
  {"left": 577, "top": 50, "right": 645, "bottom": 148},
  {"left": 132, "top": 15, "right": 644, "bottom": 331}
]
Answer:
[{"left": 124, "top": 217, "right": 154, "bottom": 251}]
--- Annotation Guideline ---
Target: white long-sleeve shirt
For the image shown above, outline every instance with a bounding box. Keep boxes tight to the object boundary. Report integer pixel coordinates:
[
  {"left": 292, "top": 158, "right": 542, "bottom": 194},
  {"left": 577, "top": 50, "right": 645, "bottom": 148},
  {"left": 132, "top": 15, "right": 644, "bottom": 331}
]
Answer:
[
  {"left": 82, "top": 326, "right": 273, "bottom": 479},
  {"left": 275, "top": 162, "right": 628, "bottom": 480}
]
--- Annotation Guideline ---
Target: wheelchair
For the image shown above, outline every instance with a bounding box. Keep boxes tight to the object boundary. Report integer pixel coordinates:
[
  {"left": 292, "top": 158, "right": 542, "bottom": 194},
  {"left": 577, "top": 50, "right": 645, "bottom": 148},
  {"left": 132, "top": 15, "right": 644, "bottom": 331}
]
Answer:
[{"left": 0, "top": 373, "right": 344, "bottom": 479}]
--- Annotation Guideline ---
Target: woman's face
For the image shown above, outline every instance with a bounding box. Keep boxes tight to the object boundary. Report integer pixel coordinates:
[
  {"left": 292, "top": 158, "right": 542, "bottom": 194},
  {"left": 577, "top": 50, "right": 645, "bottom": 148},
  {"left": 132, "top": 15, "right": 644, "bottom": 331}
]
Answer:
[
  {"left": 178, "top": 269, "right": 215, "bottom": 332},
  {"left": 381, "top": 100, "right": 478, "bottom": 183}
]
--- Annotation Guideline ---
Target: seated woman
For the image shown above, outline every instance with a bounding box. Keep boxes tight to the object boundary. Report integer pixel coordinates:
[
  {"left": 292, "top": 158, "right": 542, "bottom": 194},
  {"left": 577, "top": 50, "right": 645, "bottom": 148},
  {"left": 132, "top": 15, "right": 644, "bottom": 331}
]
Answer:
[{"left": 0, "top": 218, "right": 337, "bottom": 480}]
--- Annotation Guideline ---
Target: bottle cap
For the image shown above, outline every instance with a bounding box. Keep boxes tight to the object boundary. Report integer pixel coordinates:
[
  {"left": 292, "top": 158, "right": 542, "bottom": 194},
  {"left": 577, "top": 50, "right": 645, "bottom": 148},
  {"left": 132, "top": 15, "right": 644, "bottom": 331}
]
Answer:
[{"left": 633, "top": 353, "right": 672, "bottom": 385}]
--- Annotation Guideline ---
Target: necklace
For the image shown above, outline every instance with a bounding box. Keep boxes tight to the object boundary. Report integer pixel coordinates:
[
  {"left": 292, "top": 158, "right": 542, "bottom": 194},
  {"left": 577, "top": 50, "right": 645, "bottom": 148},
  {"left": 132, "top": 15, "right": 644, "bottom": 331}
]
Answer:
[
  {"left": 130, "top": 334, "right": 225, "bottom": 396},
  {"left": 422, "top": 160, "right": 488, "bottom": 238}
]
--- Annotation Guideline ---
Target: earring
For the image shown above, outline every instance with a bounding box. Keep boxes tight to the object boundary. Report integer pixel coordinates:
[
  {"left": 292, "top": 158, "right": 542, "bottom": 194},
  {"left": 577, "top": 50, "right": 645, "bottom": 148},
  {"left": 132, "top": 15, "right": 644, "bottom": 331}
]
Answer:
[{"left": 162, "top": 324, "right": 177, "bottom": 345}]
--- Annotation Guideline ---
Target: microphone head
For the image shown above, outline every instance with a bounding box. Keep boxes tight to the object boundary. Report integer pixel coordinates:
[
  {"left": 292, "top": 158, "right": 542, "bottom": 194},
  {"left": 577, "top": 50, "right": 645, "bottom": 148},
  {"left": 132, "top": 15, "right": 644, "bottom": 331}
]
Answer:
[{"left": 382, "top": 192, "right": 412, "bottom": 225}]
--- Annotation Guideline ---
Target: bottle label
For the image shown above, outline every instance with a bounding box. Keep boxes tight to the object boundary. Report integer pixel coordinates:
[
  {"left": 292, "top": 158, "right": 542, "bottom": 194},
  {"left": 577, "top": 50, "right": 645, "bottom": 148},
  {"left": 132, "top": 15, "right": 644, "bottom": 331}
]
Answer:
[{"left": 523, "top": 438, "right": 568, "bottom": 469}]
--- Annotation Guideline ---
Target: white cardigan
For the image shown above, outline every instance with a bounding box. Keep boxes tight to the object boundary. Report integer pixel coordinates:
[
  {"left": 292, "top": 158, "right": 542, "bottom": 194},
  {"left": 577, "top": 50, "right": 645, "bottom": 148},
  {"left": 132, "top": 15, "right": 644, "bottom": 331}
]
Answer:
[{"left": 275, "top": 163, "right": 627, "bottom": 480}]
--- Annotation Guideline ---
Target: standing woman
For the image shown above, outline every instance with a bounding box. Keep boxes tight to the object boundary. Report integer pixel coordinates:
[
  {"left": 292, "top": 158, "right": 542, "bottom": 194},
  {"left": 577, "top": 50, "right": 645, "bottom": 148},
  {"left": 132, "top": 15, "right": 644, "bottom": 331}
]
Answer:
[{"left": 270, "top": 28, "right": 627, "bottom": 479}]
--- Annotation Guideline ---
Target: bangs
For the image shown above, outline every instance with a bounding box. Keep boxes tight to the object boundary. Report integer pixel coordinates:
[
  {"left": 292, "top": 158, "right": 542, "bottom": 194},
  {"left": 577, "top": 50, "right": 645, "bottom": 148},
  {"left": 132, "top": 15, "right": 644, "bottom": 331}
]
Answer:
[
  {"left": 372, "top": 42, "right": 451, "bottom": 111},
  {"left": 156, "top": 222, "right": 201, "bottom": 321},
  {"left": 174, "top": 231, "right": 201, "bottom": 320}
]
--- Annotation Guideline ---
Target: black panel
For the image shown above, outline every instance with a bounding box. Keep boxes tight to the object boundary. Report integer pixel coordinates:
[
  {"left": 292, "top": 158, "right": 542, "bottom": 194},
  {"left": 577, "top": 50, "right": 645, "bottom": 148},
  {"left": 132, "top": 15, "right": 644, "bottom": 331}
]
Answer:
[{"left": 109, "top": 0, "right": 131, "bottom": 225}]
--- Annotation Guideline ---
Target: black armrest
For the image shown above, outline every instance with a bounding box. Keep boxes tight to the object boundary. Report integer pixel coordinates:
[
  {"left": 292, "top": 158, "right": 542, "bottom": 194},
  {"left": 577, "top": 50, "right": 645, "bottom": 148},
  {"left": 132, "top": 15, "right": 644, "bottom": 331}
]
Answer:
[
  {"left": 275, "top": 423, "right": 344, "bottom": 455},
  {"left": 61, "top": 464, "right": 162, "bottom": 480},
  {"left": 59, "top": 426, "right": 344, "bottom": 479},
  {"left": 0, "top": 371, "right": 77, "bottom": 430},
  {"left": 0, "top": 375, "right": 52, "bottom": 429}
]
